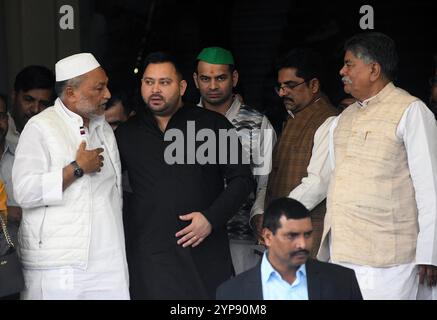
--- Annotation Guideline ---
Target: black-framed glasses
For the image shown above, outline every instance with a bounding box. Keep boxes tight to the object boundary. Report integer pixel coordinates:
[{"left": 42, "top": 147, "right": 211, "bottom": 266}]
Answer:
[{"left": 274, "top": 79, "right": 309, "bottom": 95}]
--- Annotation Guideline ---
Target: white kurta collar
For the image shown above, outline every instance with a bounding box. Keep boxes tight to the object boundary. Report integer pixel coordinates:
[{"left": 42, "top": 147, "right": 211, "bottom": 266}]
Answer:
[
  {"left": 357, "top": 82, "right": 395, "bottom": 109},
  {"left": 57, "top": 98, "right": 106, "bottom": 134}
]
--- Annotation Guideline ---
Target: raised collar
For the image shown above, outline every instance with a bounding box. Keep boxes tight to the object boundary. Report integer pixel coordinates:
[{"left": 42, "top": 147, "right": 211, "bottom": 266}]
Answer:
[
  {"left": 0, "top": 140, "right": 15, "bottom": 160},
  {"left": 56, "top": 98, "right": 106, "bottom": 131},
  {"left": 287, "top": 96, "right": 323, "bottom": 119},
  {"left": 357, "top": 82, "right": 395, "bottom": 109}
]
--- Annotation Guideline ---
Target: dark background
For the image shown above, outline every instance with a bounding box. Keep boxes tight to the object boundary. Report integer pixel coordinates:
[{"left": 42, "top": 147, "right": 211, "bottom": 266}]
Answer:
[{"left": 76, "top": 0, "right": 437, "bottom": 130}]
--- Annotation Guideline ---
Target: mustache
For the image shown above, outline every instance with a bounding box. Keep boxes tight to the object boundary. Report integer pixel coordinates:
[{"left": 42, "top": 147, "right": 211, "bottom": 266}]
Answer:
[
  {"left": 150, "top": 94, "right": 164, "bottom": 99},
  {"left": 283, "top": 97, "right": 294, "bottom": 103},
  {"left": 342, "top": 76, "right": 353, "bottom": 84},
  {"left": 290, "top": 249, "right": 310, "bottom": 258}
]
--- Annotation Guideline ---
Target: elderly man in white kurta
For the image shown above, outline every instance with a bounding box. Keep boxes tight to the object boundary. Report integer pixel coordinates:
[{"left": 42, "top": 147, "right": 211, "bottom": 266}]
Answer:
[
  {"left": 288, "top": 32, "right": 437, "bottom": 300},
  {"left": 12, "top": 53, "right": 129, "bottom": 300}
]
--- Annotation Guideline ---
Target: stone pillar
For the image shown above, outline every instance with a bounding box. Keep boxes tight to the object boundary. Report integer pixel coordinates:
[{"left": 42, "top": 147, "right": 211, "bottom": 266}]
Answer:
[
  {"left": 0, "top": 0, "right": 82, "bottom": 95},
  {"left": 0, "top": 0, "right": 10, "bottom": 96}
]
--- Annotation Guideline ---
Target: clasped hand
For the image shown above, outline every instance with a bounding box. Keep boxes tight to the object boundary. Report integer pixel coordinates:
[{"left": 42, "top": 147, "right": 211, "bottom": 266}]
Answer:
[{"left": 175, "top": 212, "right": 212, "bottom": 248}]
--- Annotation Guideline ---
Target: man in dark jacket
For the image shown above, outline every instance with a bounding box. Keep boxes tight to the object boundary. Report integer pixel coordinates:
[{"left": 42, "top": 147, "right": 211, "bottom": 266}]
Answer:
[
  {"left": 116, "top": 52, "right": 254, "bottom": 299},
  {"left": 216, "top": 197, "right": 362, "bottom": 300}
]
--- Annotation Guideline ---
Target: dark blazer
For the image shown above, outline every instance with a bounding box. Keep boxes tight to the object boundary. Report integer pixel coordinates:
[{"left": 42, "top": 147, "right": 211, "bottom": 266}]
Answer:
[{"left": 216, "top": 259, "right": 363, "bottom": 300}]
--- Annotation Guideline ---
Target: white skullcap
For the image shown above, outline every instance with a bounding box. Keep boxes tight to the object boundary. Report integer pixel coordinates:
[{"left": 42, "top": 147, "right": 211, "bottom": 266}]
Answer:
[{"left": 55, "top": 53, "right": 101, "bottom": 82}]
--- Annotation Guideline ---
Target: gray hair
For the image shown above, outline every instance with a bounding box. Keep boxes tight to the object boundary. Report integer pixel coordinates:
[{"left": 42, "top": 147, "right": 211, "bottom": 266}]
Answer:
[
  {"left": 54, "top": 75, "right": 84, "bottom": 99},
  {"left": 350, "top": 46, "right": 375, "bottom": 65},
  {"left": 344, "top": 32, "right": 398, "bottom": 81}
]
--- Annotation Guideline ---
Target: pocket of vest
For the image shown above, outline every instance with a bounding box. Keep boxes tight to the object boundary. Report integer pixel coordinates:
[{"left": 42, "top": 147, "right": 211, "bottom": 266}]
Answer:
[{"left": 364, "top": 131, "right": 401, "bottom": 162}]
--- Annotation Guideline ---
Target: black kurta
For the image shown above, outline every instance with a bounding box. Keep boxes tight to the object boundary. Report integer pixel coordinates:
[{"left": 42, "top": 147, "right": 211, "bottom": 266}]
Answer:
[{"left": 115, "top": 104, "right": 254, "bottom": 299}]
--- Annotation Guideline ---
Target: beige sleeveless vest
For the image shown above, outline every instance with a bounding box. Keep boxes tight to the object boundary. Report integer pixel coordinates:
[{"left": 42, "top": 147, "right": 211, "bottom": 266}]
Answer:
[{"left": 320, "top": 83, "right": 420, "bottom": 267}]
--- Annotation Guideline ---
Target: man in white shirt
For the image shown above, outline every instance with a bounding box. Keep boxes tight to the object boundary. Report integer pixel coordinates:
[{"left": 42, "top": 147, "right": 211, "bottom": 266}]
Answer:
[
  {"left": 289, "top": 32, "right": 437, "bottom": 299},
  {"left": 12, "top": 53, "right": 129, "bottom": 300}
]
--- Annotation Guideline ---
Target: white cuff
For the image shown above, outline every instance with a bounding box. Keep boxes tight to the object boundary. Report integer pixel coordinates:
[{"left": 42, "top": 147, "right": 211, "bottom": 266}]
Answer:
[{"left": 42, "top": 170, "right": 63, "bottom": 205}]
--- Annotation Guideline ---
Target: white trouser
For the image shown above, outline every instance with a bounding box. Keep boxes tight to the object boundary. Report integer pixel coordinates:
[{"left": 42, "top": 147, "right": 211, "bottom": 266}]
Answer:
[
  {"left": 21, "top": 268, "right": 130, "bottom": 300},
  {"left": 327, "top": 233, "right": 436, "bottom": 300}
]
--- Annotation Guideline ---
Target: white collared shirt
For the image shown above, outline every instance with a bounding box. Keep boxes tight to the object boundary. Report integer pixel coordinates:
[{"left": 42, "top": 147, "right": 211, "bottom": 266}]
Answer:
[
  {"left": 6, "top": 115, "right": 20, "bottom": 147},
  {"left": 261, "top": 251, "right": 309, "bottom": 300}
]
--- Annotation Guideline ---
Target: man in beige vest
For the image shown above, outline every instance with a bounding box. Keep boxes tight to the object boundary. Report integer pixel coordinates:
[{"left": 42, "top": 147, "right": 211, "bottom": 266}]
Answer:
[{"left": 289, "top": 32, "right": 437, "bottom": 299}]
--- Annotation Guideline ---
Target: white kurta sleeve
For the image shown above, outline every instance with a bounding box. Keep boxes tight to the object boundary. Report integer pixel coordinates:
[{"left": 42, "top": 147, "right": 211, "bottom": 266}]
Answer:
[
  {"left": 288, "top": 116, "right": 338, "bottom": 210},
  {"left": 399, "top": 101, "right": 437, "bottom": 266},
  {"left": 250, "top": 116, "right": 277, "bottom": 220},
  {"left": 12, "top": 122, "right": 63, "bottom": 208}
]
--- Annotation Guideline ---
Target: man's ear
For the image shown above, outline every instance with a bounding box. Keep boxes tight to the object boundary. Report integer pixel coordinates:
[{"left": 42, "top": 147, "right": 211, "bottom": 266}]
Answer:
[
  {"left": 64, "top": 86, "right": 76, "bottom": 99},
  {"left": 61, "top": 86, "right": 79, "bottom": 107},
  {"left": 193, "top": 73, "right": 199, "bottom": 89},
  {"left": 263, "top": 228, "right": 273, "bottom": 247},
  {"left": 180, "top": 80, "right": 188, "bottom": 97},
  {"left": 310, "top": 78, "right": 320, "bottom": 94},
  {"left": 370, "top": 62, "right": 382, "bottom": 82},
  {"left": 232, "top": 70, "right": 239, "bottom": 88}
]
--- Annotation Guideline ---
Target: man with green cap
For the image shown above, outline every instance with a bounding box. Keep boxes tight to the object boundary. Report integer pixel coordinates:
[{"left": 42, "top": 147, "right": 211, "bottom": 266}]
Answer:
[{"left": 194, "top": 47, "right": 277, "bottom": 275}]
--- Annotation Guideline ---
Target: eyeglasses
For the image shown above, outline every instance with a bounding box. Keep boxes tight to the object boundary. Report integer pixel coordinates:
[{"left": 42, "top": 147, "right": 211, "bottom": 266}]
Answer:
[{"left": 274, "top": 79, "right": 309, "bottom": 95}]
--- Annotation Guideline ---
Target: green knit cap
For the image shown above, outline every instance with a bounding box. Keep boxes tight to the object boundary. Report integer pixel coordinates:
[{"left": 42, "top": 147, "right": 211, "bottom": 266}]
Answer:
[{"left": 196, "top": 47, "right": 235, "bottom": 65}]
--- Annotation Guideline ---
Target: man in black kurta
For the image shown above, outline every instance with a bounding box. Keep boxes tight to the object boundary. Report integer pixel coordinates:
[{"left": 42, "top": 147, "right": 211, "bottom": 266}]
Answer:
[{"left": 115, "top": 52, "right": 254, "bottom": 299}]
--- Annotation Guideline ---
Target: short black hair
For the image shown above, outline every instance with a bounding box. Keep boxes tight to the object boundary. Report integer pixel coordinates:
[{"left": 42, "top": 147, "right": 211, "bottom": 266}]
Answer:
[
  {"left": 275, "top": 48, "right": 325, "bottom": 86},
  {"left": 263, "top": 198, "right": 310, "bottom": 235},
  {"left": 105, "top": 90, "right": 134, "bottom": 116},
  {"left": 143, "top": 52, "right": 184, "bottom": 80},
  {"left": 14, "top": 65, "right": 55, "bottom": 93},
  {"left": 344, "top": 32, "right": 398, "bottom": 81}
]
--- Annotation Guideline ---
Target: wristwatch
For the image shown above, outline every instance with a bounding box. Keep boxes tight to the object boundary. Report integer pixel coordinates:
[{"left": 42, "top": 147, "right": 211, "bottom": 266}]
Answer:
[{"left": 70, "top": 160, "right": 84, "bottom": 178}]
